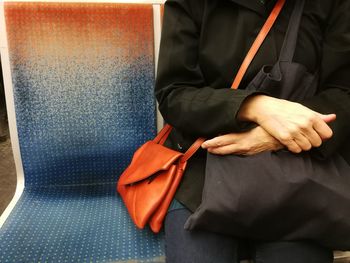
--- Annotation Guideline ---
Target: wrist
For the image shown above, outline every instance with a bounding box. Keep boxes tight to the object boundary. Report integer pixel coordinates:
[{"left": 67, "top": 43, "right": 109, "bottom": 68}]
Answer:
[{"left": 237, "top": 94, "right": 270, "bottom": 123}]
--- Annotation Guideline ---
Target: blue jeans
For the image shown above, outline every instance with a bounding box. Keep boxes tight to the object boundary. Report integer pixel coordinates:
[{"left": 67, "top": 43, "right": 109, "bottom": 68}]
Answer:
[{"left": 165, "top": 209, "right": 333, "bottom": 263}]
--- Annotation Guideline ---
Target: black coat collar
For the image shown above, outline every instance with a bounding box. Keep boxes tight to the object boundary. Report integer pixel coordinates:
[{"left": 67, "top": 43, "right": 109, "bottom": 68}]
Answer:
[{"left": 229, "top": 0, "right": 275, "bottom": 15}]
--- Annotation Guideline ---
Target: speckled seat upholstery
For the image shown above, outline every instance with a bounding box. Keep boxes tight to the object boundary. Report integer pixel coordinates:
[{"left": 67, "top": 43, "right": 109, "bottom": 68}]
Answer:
[{"left": 0, "top": 3, "right": 165, "bottom": 262}]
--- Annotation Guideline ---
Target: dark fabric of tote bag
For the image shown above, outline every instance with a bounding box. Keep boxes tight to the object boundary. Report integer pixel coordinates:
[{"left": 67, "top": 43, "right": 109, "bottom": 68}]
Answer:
[{"left": 185, "top": 0, "right": 350, "bottom": 250}]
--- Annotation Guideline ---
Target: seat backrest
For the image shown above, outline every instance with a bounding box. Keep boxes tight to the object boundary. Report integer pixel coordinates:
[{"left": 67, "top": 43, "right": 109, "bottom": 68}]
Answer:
[{"left": 4, "top": 2, "right": 160, "bottom": 187}]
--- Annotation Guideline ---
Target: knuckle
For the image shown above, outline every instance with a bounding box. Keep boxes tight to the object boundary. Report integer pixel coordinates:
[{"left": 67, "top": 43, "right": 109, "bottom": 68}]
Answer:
[
  {"left": 280, "top": 133, "right": 293, "bottom": 143},
  {"left": 213, "top": 140, "right": 221, "bottom": 147},
  {"left": 243, "top": 144, "right": 253, "bottom": 153},
  {"left": 308, "top": 113, "right": 318, "bottom": 123},
  {"left": 299, "top": 120, "right": 311, "bottom": 130},
  {"left": 308, "top": 115, "right": 316, "bottom": 123},
  {"left": 290, "top": 127, "right": 300, "bottom": 136}
]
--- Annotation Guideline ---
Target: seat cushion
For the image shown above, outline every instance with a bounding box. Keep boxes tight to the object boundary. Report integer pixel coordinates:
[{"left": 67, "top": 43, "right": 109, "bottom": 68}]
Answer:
[{"left": 0, "top": 184, "right": 165, "bottom": 262}]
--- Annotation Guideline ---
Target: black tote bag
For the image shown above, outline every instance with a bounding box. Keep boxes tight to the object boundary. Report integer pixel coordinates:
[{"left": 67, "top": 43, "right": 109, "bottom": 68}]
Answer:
[{"left": 185, "top": 0, "right": 350, "bottom": 250}]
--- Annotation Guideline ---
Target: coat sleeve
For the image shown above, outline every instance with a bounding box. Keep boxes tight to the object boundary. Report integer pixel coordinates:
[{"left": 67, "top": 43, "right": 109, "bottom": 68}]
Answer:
[
  {"left": 302, "top": 0, "right": 350, "bottom": 159},
  {"left": 155, "top": 0, "right": 259, "bottom": 137}
]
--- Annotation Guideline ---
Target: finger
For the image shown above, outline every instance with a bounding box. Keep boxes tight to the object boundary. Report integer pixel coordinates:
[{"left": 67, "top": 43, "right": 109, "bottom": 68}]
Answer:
[
  {"left": 313, "top": 118, "right": 334, "bottom": 140},
  {"left": 207, "top": 144, "right": 240, "bottom": 155},
  {"left": 293, "top": 132, "right": 313, "bottom": 151},
  {"left": 277, "top": 131, "right": 303, "bottom": 153},
  {"left": 285, "top": 140, "right": 303, "bottom": 153},
  {"left": 202, "top": 134, "right": 238, "bottom": 149},
  {"left": 319, "top": 113, "right": 336, "bottom": 123},
  {"left": 302, "top": 128, "right": 323, "bottom": 148}
]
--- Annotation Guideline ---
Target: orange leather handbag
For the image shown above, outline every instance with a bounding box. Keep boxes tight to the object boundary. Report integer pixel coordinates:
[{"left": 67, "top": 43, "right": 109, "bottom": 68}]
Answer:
[
  {"left": 117, "top": 0, "right": 285, "bottom": 233},
  {"left": 117, "top": 125, "right": 204, "bottom": 233}
]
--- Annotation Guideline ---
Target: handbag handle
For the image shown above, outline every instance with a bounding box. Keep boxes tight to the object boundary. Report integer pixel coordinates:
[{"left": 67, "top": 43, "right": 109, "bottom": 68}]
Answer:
[{"left": 159, "top": 0, "right": 286, "bottom": 162}]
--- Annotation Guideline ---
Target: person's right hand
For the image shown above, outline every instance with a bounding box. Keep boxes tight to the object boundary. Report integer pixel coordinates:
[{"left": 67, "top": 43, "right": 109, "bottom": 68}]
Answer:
[
  {"left": 237, "top": 95, "right": 336, "bottom": 153},
  {"left": 202, "top": 126, "right": 284, "bottom": 156}
]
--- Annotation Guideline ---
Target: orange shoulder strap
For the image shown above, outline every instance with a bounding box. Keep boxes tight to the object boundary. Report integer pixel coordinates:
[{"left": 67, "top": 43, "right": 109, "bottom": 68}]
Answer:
[{"left": 231, "top": 0, "right": 286, "bottom": 90}]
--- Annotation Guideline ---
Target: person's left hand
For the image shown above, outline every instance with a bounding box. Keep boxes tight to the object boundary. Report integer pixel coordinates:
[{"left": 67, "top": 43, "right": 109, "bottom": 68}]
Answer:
[{"left": 201, "top": 126, "right": 284, "bottom": 155}]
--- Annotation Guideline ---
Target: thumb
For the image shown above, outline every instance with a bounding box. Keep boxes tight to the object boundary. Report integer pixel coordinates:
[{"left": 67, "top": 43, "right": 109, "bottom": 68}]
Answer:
[{"left": 319, "top": 113, "right": 336, "bottom": 123}]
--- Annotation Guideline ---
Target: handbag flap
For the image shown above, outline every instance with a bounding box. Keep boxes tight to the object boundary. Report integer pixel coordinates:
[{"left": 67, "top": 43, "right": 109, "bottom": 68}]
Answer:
[{"left": 118, "top": 141, "right": 183, "bottom": 185}]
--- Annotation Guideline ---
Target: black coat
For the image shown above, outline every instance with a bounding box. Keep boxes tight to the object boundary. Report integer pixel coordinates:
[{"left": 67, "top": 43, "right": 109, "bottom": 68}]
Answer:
[{"left": 155, "top": 0, "right": 350, "bottom": 212}]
